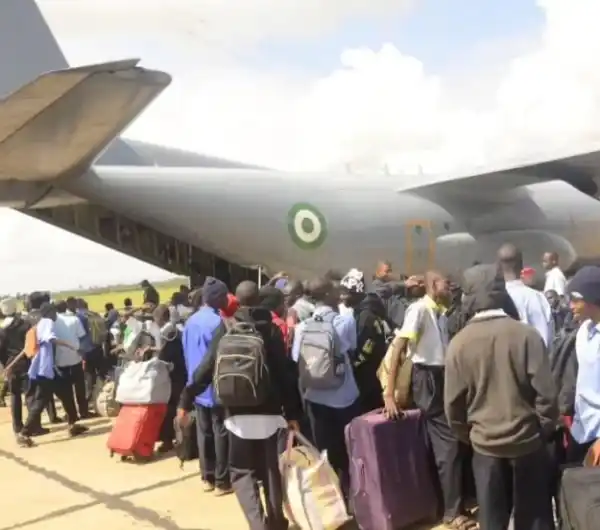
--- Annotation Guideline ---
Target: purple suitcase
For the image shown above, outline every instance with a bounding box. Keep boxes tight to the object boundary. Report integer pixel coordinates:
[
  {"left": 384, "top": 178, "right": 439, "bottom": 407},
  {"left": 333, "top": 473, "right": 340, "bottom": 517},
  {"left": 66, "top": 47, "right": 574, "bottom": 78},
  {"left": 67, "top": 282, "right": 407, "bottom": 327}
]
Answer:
[{"left": 345, "top": 409, "right": 438, "bottom": 530}]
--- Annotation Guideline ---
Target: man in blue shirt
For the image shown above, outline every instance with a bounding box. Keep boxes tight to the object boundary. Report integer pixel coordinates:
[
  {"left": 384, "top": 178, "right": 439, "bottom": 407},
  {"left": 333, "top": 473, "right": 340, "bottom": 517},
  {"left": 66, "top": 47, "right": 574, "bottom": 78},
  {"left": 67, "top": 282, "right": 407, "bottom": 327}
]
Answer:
[
  {"left": 292, "top": 277, "right": 361, "bottom": 501},
  {"left": 566, "top": 266, "right": 600, "bottom": 465},
  {"left": 182, "top": 276, "right": 231, "bottom": 495},
  {"left": 18, "top": 303, "right": 87, "bottom": 447}
]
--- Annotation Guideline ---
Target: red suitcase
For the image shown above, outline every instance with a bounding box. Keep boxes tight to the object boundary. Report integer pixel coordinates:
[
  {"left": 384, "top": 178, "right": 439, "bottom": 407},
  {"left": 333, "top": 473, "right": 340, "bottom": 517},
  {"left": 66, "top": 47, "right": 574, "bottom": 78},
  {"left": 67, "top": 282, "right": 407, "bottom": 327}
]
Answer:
[
  {"left": 345, "top": 409, "right": 439, "bottom": 530},
  {"left": 107, "top": 403, "right": 167, "bottom": 462}
]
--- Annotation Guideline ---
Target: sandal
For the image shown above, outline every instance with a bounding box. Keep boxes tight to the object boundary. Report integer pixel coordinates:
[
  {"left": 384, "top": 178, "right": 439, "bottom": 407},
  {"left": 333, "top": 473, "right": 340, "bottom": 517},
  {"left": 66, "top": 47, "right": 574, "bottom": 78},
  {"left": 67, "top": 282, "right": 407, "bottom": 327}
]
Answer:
[{"left": 443, "top": 514, "right": 479, "bottom": 530}]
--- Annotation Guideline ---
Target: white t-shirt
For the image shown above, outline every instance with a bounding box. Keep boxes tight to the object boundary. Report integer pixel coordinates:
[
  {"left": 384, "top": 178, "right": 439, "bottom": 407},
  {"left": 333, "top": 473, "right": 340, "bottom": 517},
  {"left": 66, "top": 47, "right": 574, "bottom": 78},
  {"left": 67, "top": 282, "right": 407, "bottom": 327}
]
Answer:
[
  {"left": 544, "top": 266, "right": 567, "bottom": 296},
  {"left": 397, "top": 296, "right": 448, "bottom": 366},
  {"left": 54, "top": 312, "right": 86, "bottom": 367}
]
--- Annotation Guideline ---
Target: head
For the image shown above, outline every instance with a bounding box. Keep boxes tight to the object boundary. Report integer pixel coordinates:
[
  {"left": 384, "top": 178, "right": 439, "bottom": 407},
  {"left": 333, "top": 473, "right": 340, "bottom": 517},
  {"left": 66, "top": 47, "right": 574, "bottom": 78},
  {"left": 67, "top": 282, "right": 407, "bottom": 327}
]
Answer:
[
  {"left": 189, "top": 288, "right": 203, "bottom": 310},
  {"left": 374, "top": 260, "right": 393, "bottom": 281},
  {"left": 235, "top": 280, "right": 260, "bottom": 307},
  {"left": 221, "top": 293, "right": 240, "bottom": 318},
  {"left": 462, "top": 264, "right": 507, "bottom": 315},
  {"left": 545, "top": 289, "right": 560, "bottom": 309},
  {"left": 76, "top": 298, "right": 88, "bottom": 310},
  {"left": 542, "top": 251, "right": 559, "bottom": 271},
  {"left": 324, "top": 269, "right": 344, "bottom": 283},
  {"left": 340, "top": 268, "right": 366, "bottom": 307},
  {"left": 104, "top": 302, "right": 114, "bottom": 313},
  {"left": 497, "top": 243, "right": 524, "bottom": 280},
  {"left": 307, "top": 277, "right": 339, "bottom": 308},
  {"left": 283, "top": 280, "right": 304, "bottom": 308},
  {"left": 568, "top": 266, "right": 600, "bottom": 322},
  {"left": 28, "top": 291, "right": 45, "bottom": 311},
  {"left": 171, "top": 291, "right": 185, "bottom": 306},
  {"left": 424, "top": 270, "right": 450, "bottom": 305},
  {"left": 520, "top": 267, "right": 537, "bottom": 287},
  {"left": 259, "top": 286, "right": 285, "bottom": 316},
  {"left": 179, "top": 284, "right": 190, "bottom": 296},
  {"left": 55, "top": 300, "right": 67, "bottom": 314},
  {"left": 124, "top": 297, "right": 132, "bottom": 309},
  {"left": 153, "top": 304, "right": 171, "bottom": 327},
  {"left": 66, "top": 296, "right": 77, "bottom": 313},
  {"left": 0, "top": 298, "right": 18, "bottom": 317},
  {"left": 201, "top": 276, "right": 229, "bottom": 310},
  {"left": 40, "top": 302, "right": 57, "bottom": 321},
  {"left": 140, "top": 279, "right": 150, "bottom": 288}
]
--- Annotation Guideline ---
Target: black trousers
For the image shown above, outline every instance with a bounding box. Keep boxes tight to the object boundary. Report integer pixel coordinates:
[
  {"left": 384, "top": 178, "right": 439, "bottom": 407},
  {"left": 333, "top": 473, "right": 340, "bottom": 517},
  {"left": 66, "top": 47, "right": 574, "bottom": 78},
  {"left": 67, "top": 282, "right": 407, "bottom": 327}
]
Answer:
[
  {"left": 25, "top": 378, "right": 58, "bottom": 428},
  {"left": 472, "top": 446, "right": 555, "bottom": 530},
  {"left": 23, "top": 375, "right": 79, "bottom": 435},
  {"left": 83, "top": 347, "right": 106, "bottom": 403},
  {"left": 195, "top": 404, "right": 230, "bottom": 489},
  {"left": 412, "top": 363, "right": 464, "bottom": 520},
  {"left": 57, "top": 363, "right": 88, "bottom": 417},
  {"left": 230, "top": 432, "right": 287, "bottom": 530},
  {"left": 8, "top": 374, "right": 27, "bottom": 433},
  {"left": 304, "top": 399, "right": 361, "bottom": 501}
]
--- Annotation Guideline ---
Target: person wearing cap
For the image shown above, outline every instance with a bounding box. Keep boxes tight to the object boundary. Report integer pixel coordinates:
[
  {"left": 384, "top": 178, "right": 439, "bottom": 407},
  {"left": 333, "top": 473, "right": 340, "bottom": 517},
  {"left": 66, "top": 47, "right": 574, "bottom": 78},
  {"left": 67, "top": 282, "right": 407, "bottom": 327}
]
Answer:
[
  {"left": 445, "top": 264, "right": 558, "bottom": 530},
  {"left": 181, "top": 276, "right": 232, "bottom": 495},
  {"left": 566, "top": 265, "right": 600, "bottom": 465}
]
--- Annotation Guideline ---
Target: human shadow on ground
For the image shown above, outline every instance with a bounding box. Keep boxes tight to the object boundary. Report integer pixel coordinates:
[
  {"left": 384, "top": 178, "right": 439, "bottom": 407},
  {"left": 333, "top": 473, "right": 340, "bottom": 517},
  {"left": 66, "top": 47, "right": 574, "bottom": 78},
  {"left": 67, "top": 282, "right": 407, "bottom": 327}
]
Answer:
[{"left": 0, "top": 448, "right": 207, "bottom": 530}]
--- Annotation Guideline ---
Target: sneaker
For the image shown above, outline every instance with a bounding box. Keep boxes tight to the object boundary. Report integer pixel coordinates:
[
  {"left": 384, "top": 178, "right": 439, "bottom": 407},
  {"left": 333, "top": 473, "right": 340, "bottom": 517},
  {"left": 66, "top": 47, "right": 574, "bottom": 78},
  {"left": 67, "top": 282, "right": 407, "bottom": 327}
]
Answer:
[
  {"left": 79, "top": 412, "right": 99, "bottom": 419},
  {"left": 49, "top": 416, "right": 64, "bottom": 424},
  {"left": 16, "top": 434, "right": 35, "bottom": 447},
  {"left": 30, "top": 427, "right": 50, "bottom": 437},
  {"left": 214, "top": 487, "right": 233, "bottom": 497},
  {"left": 202, "top": 481, "right": 215, "bottom": 493},
  {"left": 157, "top": 442, "right": 174, "bottom": 453},
  {"left": 68, "top": 424, "right": 89, "bottom": 437}
]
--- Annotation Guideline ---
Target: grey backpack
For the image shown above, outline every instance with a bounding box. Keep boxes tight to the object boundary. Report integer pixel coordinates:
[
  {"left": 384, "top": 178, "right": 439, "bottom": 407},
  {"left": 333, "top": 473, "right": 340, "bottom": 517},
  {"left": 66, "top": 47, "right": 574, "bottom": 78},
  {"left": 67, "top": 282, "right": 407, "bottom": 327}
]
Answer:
[
  {"left": 213, "top": 321, "right": 269, "bottom": 408},
  {"left": 298, "top": 312, "right": 346, "bottom": 390}
]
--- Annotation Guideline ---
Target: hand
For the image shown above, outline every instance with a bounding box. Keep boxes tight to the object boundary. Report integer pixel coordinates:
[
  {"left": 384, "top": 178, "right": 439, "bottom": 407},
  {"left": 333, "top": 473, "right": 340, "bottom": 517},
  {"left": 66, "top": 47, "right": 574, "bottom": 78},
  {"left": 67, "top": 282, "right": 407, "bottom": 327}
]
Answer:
[
  {"left": 177, "top": 408, "right": 190, "bottom": 428},
  {"left": 287, "top": 420, "right": 300, "bottom": 432},
  {"left": 405, "top": 275, "right": 424, "bottom": 288},
  {"left": 383, "top": 394, "right": 401, "bottom": 419},
  {"left": 587, "top": 439, "right": 600, "bottom": 466}
]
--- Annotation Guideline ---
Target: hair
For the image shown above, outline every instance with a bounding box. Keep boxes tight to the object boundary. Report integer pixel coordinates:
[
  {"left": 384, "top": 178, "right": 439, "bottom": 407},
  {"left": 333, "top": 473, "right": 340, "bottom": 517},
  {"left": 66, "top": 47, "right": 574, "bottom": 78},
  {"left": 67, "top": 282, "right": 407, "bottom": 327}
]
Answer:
[
  {"left": 124, "top": 297, "right": 132, "bottom": 307},
  {"left": 497, "top": 243, "right": 524, "bottom": 275},
  {"left": 105, "top": 302, "right": 114, "bottom": 311},
  {"left": 235, "top": 281, "right": 260, "bottom": 307},
  {"left": 55, "top": 300, "right": 67, "bottom": 313},
  {"left": 28, "top": 292, "right": 46, "bottom": 311},
  {"left": 307, "top": 277, "right": 334, "bottom": 303}
]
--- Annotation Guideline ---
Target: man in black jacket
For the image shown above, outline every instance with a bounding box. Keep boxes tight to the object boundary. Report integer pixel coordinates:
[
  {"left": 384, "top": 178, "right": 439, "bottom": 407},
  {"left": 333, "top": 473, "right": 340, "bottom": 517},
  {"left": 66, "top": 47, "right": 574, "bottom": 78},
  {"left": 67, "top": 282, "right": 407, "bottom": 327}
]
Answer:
[{"left": 178, "top": 280, "right": 302, "bottom": 530}]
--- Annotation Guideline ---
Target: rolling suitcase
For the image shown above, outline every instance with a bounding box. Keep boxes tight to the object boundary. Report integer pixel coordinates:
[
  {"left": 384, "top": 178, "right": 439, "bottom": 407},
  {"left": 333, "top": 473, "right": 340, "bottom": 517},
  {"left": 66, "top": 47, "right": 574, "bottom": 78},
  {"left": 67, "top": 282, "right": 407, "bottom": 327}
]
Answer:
[
  {"left": 107, "top": 403, "right": 167, "bottom": 462},
  {"left": 559, "top": 466, "right": 600, "bottom": 530},
  {"left": 345, "top": 409, "right": 438, "bottom": 530}
]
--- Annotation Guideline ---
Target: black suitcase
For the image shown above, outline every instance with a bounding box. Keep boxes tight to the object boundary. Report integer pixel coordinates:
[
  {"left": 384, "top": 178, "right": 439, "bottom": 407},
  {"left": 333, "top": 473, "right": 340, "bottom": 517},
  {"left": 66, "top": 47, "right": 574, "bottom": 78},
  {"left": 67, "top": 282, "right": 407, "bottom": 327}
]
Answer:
[{"left": 559, "top": 466, "right": 600, "bottom": 529}]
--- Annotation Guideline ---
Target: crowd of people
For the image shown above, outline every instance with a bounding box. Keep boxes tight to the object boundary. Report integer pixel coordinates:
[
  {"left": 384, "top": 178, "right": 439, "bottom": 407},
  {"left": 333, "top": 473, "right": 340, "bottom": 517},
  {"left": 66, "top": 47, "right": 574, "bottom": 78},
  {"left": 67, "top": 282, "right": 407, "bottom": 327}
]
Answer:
[{"left": 0, "top": 245, "right": 596, "bottom": 530}]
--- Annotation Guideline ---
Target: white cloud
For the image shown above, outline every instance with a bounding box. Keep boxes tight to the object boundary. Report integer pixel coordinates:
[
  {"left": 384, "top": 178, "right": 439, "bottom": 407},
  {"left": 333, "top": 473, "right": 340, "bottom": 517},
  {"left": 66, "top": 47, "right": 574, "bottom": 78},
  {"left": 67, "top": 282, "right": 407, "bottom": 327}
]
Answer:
[{"left": 4, "top": 0, "right": 600, "bottom": 292}]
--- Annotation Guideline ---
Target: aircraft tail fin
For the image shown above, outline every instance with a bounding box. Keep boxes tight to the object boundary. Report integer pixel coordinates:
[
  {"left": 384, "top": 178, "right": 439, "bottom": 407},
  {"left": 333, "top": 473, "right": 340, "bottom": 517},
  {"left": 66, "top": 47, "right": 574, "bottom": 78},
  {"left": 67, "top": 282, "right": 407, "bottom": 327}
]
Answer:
[
  {"left": 0, "top": 60, "right": 171, "bottom": 182},
  {"left": 0, "top": 0, "right": 70, "bottom": 98}
]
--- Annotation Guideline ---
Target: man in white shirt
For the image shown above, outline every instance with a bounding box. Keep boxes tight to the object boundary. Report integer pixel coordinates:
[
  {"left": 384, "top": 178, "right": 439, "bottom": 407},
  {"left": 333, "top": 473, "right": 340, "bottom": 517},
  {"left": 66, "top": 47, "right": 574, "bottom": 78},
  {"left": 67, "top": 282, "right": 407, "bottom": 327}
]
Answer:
[
  {"left": 542, "top": 251, "right": 567, "bottom": 296},
  {"left": 54, "top": 300, "right": 90, "bottom": 418},
  {"left": 498, "top": 244, "right": 554, "bottom": 347}
]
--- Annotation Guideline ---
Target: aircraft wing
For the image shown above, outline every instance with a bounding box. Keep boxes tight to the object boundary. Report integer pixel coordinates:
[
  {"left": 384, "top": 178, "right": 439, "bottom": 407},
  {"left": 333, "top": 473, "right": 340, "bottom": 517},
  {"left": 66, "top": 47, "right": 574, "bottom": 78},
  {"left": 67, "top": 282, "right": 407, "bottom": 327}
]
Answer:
[
  {"left": 400, "top": 147, "right": 600, "bottom": 198},
  {"left": 0, "top": 59, "right": 171, "bottom": 182}
]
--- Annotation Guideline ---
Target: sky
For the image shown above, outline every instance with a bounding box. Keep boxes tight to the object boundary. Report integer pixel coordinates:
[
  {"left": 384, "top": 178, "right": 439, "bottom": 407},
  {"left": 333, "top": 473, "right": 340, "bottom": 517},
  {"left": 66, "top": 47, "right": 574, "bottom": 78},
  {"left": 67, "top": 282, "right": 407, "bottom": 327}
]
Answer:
[{"left": 2, "top": 0, "right": 600, "bottom": 292}]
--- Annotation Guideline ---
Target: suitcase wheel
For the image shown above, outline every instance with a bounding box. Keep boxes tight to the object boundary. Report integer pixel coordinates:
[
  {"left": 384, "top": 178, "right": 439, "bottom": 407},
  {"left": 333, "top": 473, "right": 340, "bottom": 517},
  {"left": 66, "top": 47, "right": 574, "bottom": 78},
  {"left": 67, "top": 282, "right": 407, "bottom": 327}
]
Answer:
[
  {"left": 133, "top": 453, "right": 153, "bottom": 463},
  {"left": 120, "top": 455, "right": 127, "bottom": 462},
  {"left": 109, "top": 450, "right": 114, "bottom": 458}
]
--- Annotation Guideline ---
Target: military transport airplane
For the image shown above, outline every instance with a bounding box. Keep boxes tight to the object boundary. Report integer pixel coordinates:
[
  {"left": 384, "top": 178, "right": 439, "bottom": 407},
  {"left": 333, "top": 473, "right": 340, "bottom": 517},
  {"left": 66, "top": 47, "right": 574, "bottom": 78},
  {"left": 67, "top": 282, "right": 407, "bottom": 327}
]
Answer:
[{"left": 2, "top": 0, "right": 600, "bottom": 281}]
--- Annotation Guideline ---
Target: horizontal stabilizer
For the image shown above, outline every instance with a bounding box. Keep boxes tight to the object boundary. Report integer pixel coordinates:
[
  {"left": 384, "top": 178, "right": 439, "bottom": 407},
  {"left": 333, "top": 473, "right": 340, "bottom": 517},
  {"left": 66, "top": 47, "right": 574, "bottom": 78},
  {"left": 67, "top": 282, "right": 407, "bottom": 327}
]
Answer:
[
  {"left": 0, "top": 59, "right": 171, "bottom": 181},
  {"left": 399, "top": 147, "right": 600, "bottom": 199}
]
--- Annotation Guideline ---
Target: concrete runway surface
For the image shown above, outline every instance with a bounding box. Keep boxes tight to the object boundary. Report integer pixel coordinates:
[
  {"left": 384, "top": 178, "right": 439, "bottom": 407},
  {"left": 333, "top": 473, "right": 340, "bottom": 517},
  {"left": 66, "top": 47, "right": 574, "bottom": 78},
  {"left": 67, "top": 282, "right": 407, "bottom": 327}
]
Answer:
[{"left": 0, "top": 408, "right": 455, "bottom": 530}]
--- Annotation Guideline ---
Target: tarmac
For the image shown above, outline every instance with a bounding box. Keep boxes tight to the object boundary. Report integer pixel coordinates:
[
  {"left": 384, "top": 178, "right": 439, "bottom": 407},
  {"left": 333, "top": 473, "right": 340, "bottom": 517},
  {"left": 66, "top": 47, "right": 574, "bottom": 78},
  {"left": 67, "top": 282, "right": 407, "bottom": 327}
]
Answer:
[{"left": 0, "top": 409, "right": 450, "bottom": 530}]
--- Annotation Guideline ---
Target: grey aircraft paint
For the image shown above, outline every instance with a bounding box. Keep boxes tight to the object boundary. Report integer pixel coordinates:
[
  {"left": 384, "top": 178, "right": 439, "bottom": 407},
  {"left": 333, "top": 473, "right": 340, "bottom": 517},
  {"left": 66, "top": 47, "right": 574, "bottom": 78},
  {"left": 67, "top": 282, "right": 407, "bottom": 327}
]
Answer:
[{"left": 2, "top": 0, "right": 600, "bottom": 280}]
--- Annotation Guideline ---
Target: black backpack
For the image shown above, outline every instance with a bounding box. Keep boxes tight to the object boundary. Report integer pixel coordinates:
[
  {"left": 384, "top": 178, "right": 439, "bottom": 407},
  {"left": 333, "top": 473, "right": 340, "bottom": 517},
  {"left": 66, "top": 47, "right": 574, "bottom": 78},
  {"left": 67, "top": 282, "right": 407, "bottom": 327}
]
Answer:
[{"left": 213, "top": 321, "right": 269, "bottom": 408}]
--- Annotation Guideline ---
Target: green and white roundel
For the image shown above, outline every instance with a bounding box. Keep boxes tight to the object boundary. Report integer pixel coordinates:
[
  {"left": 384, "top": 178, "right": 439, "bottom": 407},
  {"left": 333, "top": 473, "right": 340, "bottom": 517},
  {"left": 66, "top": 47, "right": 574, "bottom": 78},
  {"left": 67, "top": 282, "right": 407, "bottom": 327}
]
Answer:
[{"left": 287, "top": 202, "right": 328, "bottom": 250}]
